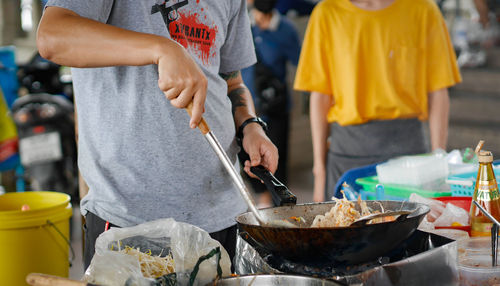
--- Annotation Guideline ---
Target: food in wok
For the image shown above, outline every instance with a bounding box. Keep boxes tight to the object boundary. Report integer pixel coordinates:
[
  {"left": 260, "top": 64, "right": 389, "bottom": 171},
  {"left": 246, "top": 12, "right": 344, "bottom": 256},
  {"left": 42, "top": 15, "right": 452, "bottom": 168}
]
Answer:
[{"left": 311, "top": 194, "right": 397, "bottom": 227}]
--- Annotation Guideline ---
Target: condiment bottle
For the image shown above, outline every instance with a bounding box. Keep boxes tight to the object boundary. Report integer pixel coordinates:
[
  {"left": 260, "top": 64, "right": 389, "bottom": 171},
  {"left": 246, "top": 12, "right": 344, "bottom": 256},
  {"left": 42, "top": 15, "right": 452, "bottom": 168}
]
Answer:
[{"left": 470, "top": 141, "right": 500, "bottom": 237}]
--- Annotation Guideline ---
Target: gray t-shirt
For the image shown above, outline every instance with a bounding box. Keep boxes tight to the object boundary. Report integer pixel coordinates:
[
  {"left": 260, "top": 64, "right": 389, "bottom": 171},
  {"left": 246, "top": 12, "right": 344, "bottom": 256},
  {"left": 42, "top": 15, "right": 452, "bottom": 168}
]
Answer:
[{"left": 46, "top": 0, "right": 256, "bottom": 232}]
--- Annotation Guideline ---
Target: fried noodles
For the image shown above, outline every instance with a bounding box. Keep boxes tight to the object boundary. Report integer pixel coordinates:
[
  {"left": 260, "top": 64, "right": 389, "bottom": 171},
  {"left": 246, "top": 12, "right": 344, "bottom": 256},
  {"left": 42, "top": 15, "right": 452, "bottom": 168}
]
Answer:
[{"left": 311, "top": 193, "right": 387, "bottom": 227}]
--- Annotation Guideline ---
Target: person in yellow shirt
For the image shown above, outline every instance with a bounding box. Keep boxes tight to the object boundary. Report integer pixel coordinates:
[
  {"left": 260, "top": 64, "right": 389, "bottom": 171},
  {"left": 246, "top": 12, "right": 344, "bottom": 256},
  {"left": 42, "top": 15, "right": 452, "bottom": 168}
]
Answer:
[{"left": 294, "top": 0, "right": 462, "bottom": 202}]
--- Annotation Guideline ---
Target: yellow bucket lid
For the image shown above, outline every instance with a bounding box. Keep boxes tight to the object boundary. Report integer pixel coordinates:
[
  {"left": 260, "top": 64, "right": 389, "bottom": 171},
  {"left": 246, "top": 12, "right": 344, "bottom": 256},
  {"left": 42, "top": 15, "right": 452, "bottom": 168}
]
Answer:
[{"left": 0, "top": 191, "right": 72, "bottom": 229}]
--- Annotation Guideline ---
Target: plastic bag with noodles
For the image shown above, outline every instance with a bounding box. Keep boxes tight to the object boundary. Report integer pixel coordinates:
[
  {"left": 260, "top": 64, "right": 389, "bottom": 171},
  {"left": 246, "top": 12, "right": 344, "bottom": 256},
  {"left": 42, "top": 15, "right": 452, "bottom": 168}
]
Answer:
[{"left": 83, "top": 218, "right": 231, "bottom": 286}]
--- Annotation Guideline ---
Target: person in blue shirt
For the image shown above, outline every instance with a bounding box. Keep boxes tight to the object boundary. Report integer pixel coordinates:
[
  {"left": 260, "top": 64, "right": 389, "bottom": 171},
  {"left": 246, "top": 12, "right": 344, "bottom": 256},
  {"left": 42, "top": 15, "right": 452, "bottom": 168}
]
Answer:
[
  {"left": 276, "top": 0, "right": 317, "bottom": 16},
  {"left": 242, "top": 0, "right": 301, "bottom": 207}
]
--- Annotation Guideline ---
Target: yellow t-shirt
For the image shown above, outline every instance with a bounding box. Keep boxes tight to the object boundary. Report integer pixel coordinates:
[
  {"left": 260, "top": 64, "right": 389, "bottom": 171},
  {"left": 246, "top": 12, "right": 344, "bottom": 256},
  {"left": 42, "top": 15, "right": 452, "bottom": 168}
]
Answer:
[{"left": 294, "top": 0, "right": 462, "bottom": 126}]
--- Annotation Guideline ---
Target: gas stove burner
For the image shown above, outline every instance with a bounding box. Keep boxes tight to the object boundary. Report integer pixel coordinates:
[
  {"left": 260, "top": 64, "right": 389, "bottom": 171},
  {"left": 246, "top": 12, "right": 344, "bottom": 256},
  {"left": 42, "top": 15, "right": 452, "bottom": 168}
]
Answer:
[
  {"left": 263, "top": 253, "right": 391, "bottom": 277},
  {"left": 235, "top": 230, "right": 459, "bottom": 285},
  {"left": 244, "top": 230, "right": 455, "bottom": 278}
]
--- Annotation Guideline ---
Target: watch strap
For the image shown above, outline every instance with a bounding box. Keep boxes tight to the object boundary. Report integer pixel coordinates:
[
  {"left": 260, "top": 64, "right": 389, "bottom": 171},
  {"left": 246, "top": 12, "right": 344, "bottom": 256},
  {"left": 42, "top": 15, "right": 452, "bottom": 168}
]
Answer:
[{"left": 236, "top": 117, "right": 268, "bottom": 145}]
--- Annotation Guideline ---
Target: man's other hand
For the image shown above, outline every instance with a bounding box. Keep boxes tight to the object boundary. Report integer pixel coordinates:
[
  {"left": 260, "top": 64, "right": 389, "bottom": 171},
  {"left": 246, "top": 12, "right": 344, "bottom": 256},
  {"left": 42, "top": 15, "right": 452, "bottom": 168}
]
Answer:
[{"left": 241, "top": 123, "right": 279, "bottom": 178}]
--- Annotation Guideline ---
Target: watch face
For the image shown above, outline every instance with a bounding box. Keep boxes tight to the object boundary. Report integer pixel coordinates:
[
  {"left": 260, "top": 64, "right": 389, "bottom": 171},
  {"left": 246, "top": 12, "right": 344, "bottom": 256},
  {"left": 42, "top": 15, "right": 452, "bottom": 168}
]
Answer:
[{"left": 257, "top": 117, "right": 268, "bottom": 130}]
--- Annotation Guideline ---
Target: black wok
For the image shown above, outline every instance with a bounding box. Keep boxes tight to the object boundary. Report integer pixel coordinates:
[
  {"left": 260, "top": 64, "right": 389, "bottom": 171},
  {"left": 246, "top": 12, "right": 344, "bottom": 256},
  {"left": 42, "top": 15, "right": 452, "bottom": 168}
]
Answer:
[{"left": 236, "top": 166, "right": 430, "bottom": 265}]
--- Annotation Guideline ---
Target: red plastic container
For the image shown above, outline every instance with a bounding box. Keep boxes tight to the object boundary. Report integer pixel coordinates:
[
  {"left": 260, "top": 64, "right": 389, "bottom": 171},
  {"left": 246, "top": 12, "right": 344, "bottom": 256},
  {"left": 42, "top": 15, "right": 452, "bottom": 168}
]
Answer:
[{"left": 435, "top": 196, "right": 472, "bottom": 235}]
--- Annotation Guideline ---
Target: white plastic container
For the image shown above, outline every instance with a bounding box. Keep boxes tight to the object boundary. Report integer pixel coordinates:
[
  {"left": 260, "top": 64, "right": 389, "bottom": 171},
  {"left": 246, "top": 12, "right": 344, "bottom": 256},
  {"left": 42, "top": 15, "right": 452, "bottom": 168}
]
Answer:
[
  {"left": 458, "top": 256, "right": 500, "bottom": 286},
  {"left": 457, "top": 237, "right": 500, "bottom": 286},
  {"left": 376, "top": 154, "right": 448, "bottom": 186}
]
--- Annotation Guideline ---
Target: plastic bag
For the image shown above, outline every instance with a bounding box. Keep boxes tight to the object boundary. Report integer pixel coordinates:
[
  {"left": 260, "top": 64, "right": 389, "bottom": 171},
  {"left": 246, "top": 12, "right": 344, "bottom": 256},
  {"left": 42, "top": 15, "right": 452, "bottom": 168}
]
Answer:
[
  {"left": 409, "top": 193, "right": 445, "bottom": 222},
  {"left": 433, "top": 203, "right": 469, "bottom": 227},
  {"left": 83, "top": 251, "right": 146, "bottom": 286},
  {"left": 83, "top": 218, "right": 231, "bottom": 286}
]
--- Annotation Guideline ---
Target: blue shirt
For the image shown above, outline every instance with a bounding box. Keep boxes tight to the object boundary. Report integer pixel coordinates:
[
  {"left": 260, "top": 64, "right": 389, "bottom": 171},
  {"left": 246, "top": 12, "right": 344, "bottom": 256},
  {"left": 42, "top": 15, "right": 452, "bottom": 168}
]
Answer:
[{"left": 242, "top": 13, "right": 301, "bottom": 102}]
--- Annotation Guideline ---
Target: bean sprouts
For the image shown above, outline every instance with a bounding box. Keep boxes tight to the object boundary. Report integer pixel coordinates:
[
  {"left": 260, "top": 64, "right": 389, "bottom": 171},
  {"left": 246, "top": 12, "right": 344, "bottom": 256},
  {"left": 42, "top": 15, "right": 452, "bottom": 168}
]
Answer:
[{"left": 119, "top": 246, "right": 175, "bottom": 278}]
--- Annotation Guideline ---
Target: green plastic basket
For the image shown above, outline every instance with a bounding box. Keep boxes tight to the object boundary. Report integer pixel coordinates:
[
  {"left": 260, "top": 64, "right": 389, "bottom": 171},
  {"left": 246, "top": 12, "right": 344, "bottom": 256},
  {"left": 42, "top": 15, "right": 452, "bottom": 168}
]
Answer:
[{"left": 356, "top": 176, "right": 452, "bottom": 200}]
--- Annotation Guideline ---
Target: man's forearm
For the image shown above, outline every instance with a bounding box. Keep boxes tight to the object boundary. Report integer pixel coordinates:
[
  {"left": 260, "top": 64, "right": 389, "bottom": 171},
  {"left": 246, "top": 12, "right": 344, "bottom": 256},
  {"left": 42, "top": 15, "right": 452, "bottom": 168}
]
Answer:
[
  {"left": 428, "top": 88, "right": 450, "bottom": 150},
  {"left": 223, "top": 72, "right": 278, "bottom": 173},
  {"left": 37, "top": 6, "right": 171, "bottom": 68},
  {"left": 228, "top": 86, "right": 257, "bottom": 126},
  {"left": 222, "top": 71, "right": 257, "bottom": 130}
]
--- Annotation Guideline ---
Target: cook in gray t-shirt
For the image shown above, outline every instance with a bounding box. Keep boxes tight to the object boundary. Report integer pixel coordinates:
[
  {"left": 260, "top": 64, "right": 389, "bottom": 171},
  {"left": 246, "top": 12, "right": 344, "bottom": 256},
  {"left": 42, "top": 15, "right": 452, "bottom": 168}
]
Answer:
[{"left": 45, "top": 0, "right": 256, "bottom": 232}]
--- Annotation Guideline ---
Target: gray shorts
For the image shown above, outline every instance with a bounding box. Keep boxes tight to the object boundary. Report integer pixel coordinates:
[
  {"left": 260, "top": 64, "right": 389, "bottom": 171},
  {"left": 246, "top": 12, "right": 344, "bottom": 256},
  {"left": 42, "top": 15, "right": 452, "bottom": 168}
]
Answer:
[{"left": 325, "top": 118, "right": 429, "bottom": 199}]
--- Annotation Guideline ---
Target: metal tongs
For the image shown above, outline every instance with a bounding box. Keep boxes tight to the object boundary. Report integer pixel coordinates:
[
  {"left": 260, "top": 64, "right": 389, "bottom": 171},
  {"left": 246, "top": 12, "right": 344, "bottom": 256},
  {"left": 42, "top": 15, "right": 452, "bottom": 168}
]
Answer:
[{"left": 472, "top": 200, "right": 500, "bottom": 267}]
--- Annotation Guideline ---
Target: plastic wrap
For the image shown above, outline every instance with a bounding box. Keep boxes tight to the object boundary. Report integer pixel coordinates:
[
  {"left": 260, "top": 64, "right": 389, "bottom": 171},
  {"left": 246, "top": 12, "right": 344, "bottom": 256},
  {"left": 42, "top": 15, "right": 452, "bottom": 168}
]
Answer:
[
  {"left": 84, "top": 218, "right": 231, "bottom": 286},
  {"left": 235, "top": 230, "right": 459, "bottom": 286}
]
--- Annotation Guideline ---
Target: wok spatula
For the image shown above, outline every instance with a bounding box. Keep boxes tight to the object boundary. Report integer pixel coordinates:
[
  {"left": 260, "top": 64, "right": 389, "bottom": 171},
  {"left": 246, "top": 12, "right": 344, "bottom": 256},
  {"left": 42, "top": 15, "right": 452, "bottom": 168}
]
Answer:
[
  {"left": 350, "top": 210, "right": 413, "bottom": 227},
  {"left": 186, "top": 104, "right": 294, "bottom": 228}
]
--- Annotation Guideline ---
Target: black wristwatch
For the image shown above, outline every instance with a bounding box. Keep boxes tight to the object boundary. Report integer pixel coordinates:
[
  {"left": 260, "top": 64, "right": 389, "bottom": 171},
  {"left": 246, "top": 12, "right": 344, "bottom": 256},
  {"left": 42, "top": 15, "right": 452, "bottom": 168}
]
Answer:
[{"left": 236, "top": 117, "right": 268, "bottom": 146}]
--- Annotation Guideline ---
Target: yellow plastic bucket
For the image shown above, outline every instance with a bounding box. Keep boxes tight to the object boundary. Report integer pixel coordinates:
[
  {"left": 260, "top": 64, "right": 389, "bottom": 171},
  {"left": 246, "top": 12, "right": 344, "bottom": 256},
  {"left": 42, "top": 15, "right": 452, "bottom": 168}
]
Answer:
[{"left": 0, "top": 191, "right": 72, "bottom": 285}]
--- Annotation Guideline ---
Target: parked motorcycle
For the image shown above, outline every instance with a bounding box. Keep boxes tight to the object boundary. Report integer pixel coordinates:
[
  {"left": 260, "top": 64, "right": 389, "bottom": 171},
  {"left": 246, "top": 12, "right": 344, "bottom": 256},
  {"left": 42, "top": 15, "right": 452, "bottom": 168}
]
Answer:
[
  {"left": 12, "top": 53, "right": 78, "bottom": 202},
  {"left": 17, "top": 52, "right": 73, "bottom": 100}
]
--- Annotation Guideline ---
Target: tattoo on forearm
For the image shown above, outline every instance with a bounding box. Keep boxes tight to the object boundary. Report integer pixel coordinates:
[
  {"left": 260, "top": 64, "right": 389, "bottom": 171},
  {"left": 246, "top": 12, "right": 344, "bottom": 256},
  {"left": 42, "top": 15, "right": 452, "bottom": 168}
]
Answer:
[
  {"left": 228, "top": 87, "right": 247, "bottom": 115},
  {"left": 219, "top": 71, "right": 240, "bottom": 81}
]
